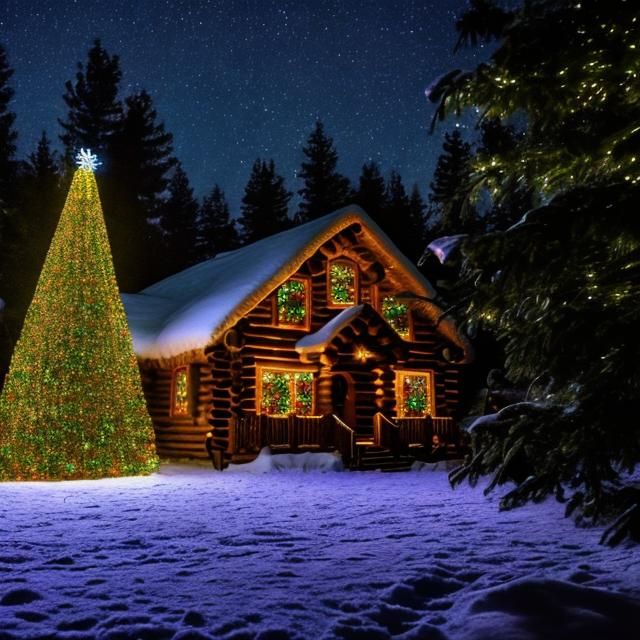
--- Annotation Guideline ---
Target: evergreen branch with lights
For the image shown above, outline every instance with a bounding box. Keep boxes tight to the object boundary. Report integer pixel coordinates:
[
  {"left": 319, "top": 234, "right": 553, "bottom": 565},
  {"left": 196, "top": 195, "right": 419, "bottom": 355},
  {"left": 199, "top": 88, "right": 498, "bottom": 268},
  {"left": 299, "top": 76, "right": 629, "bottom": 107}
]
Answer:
[{"left": 429, "top": 0, "right": 640, "bottom": 544}]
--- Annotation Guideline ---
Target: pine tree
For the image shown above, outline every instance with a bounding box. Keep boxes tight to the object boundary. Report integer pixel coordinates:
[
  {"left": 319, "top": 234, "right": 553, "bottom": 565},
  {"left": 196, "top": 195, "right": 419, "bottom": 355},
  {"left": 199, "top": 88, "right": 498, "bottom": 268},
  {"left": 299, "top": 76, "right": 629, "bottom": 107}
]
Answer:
[
  {"left": 59, "top": 39, "right": 123, "bottom": 162},
  {"left": 0, "top": 43, "right": 18, "bottom": 329},
  {"left": 428, "top": 129, "right": 479, "bottom": 236},
  {"left": 14, "top": 132, "right": 63, "bottom": 303},
  {"left": 58, "top": 40, "right": 146, "bottom": 291},
  {"left": 429, "top": 0, "right": 640, "bottom": 542},
  {"left": 383, "top": 169, "right": 410, "bottom": 238},
  {"left": 407, "top": 184, "right": 427, "bottom": 258},
  {"left": 0, "top": 162, "right": 158, "bottom": 480},
  {"left": 197, "top": 184, "right": 239, "bottom": 260},
  {"left": 239, "top": 159, "right": 292, "bottom": 244},
  {"left": 110, "top": 90, "right": 176, "bottom": 290},
  {"left": 114, "top": 90, "right": 176, "bottom": 215},
  {"left": 477, "top": 118, "right": 535, "bottom": 231},
  {"left": 28, "top": 131, "right": 60, "bottom": 181},
  {"left": 296, "top": 120, "right": 351, "bottom": 223},
  {"left": 0, "top": 43, "right": 17, "bottom": 208},
  {"left": 0, "top": 133, "right": 63, "bottom": 379},
  {"left": 354, "top": 161, "right": 387, "bottom": 224},
  {"left": 158, "top": 163, "right": 200, "bottom": 274},
  {"left": 382, "top": 171, "right": 426, "bottom": 260}
]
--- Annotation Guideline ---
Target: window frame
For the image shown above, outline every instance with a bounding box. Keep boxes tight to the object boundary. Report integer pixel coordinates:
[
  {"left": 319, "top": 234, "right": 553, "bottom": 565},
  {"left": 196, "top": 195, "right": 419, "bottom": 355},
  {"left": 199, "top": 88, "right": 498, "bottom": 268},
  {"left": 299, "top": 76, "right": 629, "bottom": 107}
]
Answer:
[
  {"left": 171, "top": 366, "right": 190, "bottom": 417},
  {"left": 327, "top": 258, "right": 359, "bottom": 308},
  {"left": 379, "top": 291, "right": 413, "bottom": 341},
  {"left": 273, "top": 276, "right": 312, "bottom": 330},
  {"left": 255, "top": 364, "right": 317, "bottom": 417},
  {"left": 394, "top": 369, "right": 436, "bottom": 418}
]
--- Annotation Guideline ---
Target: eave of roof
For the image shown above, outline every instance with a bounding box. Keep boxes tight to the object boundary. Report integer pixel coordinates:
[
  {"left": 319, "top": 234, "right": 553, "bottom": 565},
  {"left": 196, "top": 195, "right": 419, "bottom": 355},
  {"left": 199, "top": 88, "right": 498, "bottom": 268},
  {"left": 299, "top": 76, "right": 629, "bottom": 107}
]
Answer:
[{"left": 296, "top": 305, "right": 365, "bottom": 353}]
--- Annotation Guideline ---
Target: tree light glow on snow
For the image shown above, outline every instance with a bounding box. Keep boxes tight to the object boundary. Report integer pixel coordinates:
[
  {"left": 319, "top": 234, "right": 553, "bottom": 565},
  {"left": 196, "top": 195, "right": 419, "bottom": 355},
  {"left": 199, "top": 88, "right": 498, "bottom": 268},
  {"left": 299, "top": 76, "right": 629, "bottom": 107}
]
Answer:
[{"left": 75, "top": 147, "right": 101, "bottom": 171}]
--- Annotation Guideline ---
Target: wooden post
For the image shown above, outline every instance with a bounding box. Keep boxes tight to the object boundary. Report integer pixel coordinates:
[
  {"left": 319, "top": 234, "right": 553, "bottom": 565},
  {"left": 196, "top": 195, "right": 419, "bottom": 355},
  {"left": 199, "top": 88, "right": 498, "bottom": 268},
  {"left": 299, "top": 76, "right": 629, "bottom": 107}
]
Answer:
[
  {"left": 289, "top": 414, "right": 298, "bottom": 451},
  {"left": 317, "top": 365, "right": 333, "bottom": 415},
  {"left": 228, "top": 415, "right": 236, "bottom": 455},
  {"left": 425, "top": 415, "right": 433, "bottom": 447}
]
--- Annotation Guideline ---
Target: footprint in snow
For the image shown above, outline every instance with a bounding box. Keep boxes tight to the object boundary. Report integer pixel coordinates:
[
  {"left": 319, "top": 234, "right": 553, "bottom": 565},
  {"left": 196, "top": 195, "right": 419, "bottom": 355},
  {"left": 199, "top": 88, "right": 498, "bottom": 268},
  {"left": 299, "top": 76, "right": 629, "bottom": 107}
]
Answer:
[
  {"left": 183, "top": 610, "right": 206, "bottom": 627},
  {"left": 14, "top": 610, "right": 48, "bottom": 622},
  {"left": 45, "top": 556, "right": 75, "bottom": 565},
  {"left": 0, "top": 588, "right": 42, "bottom": 606},
  {"left": 56, "top": 617, "right": 98, "bottom": 631}
]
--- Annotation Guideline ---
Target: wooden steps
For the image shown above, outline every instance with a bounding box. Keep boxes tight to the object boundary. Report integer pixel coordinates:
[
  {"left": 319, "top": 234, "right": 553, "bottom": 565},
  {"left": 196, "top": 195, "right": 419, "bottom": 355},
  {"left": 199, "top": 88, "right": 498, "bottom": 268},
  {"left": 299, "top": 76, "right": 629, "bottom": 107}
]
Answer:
[{"left": 356, "top": 446, "right": 415, "bottom": 472}]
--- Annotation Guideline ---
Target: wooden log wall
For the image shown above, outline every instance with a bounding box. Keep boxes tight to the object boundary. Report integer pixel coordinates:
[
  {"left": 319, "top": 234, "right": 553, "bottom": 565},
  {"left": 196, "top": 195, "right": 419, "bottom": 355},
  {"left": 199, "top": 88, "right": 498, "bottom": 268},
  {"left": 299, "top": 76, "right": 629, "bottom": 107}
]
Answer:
[
  {"left": 376, "top": 281, "right": 462, "bottom": 419},
  {"left": 140, "top": 357, "right": 213, "bottom": 460},
  {"left": 204, "top": 344, "right": 236, "bottom": 453},
  {"left": 373, "top": 366, "right": 396, "bottom": 415}
]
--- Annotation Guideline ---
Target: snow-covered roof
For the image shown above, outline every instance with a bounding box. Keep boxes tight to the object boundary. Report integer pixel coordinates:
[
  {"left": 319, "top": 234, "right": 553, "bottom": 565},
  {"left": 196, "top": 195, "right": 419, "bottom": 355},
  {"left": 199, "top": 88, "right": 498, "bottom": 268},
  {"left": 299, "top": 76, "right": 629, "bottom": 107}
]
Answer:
[
  {"left": 296, "top": 305, "right": 365, "bottom": 353},
  {"left": 122, "top": 205, "right": 470, "bottom": 361}
]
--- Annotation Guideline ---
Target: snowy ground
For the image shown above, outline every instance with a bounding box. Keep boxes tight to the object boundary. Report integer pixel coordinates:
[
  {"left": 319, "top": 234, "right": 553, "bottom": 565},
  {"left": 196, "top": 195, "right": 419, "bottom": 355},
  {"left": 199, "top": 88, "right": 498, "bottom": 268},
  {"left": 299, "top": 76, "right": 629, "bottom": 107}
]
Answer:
[{"left": 0, "top": 452, "right": 638, "bottom": 640}]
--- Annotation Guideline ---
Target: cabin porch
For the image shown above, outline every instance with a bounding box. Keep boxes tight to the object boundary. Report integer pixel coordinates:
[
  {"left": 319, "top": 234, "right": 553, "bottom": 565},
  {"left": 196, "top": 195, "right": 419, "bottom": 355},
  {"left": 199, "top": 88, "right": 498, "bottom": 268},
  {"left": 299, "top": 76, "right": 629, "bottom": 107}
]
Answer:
[{"left": 214, "top": 412, "right": 461, "bottom": 471}]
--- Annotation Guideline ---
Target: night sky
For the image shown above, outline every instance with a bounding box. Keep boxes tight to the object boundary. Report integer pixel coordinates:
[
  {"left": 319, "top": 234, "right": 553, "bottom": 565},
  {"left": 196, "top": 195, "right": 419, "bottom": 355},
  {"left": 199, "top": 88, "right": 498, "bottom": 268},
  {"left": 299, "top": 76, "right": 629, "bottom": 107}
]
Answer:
[{"left": 3, "top": 0, "right": 484, "bottom": 212}]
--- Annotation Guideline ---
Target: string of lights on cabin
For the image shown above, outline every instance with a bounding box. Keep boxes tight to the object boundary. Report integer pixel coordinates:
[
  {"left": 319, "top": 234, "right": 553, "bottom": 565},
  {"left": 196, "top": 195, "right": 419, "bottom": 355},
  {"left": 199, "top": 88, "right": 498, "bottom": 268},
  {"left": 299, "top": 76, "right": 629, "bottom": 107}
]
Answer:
[{"left": 0, "top": 150, "right": 158, "bottom": 480}]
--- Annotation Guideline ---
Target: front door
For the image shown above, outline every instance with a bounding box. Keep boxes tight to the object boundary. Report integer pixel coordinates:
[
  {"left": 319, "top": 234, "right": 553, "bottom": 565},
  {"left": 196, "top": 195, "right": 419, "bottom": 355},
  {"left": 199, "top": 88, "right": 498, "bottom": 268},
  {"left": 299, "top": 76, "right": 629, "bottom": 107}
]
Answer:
[{"left": 331, "top": 373, "right": 356, "bottom": 427}]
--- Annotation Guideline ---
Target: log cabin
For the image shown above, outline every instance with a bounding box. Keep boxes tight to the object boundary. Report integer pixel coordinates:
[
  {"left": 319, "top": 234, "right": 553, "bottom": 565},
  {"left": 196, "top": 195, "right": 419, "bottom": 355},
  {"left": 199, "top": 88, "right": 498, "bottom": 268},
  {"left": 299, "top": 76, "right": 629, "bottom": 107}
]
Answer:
[{"left": 122, "top": 206, "right": 473, "bottom": 469}]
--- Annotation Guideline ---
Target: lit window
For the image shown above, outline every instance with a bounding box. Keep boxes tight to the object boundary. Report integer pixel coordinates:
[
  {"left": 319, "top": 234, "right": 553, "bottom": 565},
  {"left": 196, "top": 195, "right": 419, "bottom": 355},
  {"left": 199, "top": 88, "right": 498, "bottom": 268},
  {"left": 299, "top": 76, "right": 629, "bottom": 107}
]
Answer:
[
  {"left": 277, "top": 278, "right": 308, "bottom": 327},
  {"left": 259, "top": 369, "right": 315, "bottom": 416},
  {"left": 382, "top": 296, "right": 410, "bottom": 338},
  {"left": 396, "top": 371, "right": 434, "bottom": 417},
  {"left": 329, "top": 261, "right": 357, "bottom": 306},
  {"left": 172, "top": 367, "right": 189, "bottom": 415},
  {"left": 293, "top": 371, "right": 313, "bottom": 415}
]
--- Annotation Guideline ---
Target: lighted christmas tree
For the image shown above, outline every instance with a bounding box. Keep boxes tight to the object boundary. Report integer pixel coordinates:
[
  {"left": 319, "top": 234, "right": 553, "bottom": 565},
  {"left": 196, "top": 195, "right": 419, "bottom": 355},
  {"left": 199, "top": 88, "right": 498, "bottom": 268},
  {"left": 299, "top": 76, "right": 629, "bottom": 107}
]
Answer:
[{"left": 0, "top": 150, "right": 158, "bottom": 480}]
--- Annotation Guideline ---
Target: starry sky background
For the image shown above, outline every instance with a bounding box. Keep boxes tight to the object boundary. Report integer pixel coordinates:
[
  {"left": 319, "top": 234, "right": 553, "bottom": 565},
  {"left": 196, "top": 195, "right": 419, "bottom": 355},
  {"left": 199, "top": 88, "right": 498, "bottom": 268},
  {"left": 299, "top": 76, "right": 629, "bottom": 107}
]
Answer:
[{"left": 3, "top": 0, "right": 485, "bottom": 213}]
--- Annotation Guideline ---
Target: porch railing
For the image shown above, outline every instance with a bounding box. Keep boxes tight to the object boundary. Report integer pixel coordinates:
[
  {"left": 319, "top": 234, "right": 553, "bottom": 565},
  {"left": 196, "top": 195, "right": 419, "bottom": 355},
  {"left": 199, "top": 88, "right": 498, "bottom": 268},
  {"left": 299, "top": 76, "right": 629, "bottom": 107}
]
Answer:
[
  {"left": 394, "top": 416, "right": 432, "bottom": 448},
  {"left": 230, "top": 412, "right": 458, "bottom": 461},
  {"left": 394, "top": 416, "right": 457, "bottom": 446},
  {"left": 233, "top": 413, "right": 263, "bottom": 452},
  {"left": 332, "top": 414, "right": 356, "bottom": 468},
  {"left": 232, "top": 414, "right": 331, "bottom": 454},
  {"left": 373, "top": 412, "right": 401, "bottom": 457}
]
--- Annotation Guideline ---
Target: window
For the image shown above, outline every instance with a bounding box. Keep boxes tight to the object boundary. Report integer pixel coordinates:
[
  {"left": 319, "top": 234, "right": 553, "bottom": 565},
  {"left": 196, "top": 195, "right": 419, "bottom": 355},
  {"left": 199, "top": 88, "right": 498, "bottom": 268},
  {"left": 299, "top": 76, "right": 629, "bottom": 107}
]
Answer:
[
  {"left": 276, "top": 278, "right": 309, "bottom": 328},
  {"left": 382, "top": 295, "right": 411, "bottom": 339},
  {"left": 172, "top": 367, "right": 189, "bottom": 416},
  {"left": 258, "top": 368, "right": 315, "bottom": 416},
  {"left": 395, "top": 371, "right": 435, "bottom": 417},
  {"left": 329, "top": 260, "right": 358, "bottom": 306},
  {"left": 293, "top": 371, "right": 314, "bottom": 415}
]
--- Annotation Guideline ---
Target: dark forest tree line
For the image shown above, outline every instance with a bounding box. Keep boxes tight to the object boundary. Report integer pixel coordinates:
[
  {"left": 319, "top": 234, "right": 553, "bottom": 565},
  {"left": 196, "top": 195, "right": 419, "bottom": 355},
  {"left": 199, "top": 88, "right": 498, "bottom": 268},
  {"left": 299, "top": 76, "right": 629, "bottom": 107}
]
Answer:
[
  {"left": 0, "top": 28, "right": 564, "bottom": 385},
  {"left": 0, "top": 38, "right": 449, "bottom": 381},
  {"left": 239, "top": 119, "right": 432, "bottom": 259}
]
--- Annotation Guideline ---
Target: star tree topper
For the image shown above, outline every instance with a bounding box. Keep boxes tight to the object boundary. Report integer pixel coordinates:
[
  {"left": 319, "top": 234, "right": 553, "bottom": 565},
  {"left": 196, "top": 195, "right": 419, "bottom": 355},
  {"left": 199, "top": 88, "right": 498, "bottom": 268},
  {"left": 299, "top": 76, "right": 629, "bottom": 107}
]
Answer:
[{"left": 75, "top": 148, "right": 101, "bottom": 172}]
